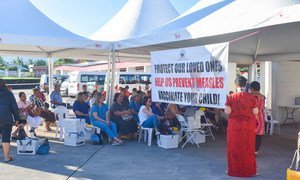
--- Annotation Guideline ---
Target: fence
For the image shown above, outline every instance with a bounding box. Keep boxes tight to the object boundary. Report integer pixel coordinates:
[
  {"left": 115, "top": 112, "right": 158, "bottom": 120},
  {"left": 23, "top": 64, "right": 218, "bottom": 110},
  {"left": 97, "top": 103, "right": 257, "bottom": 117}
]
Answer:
[{"left": 0, "top": 70, "right": 31, "bottom": 77}]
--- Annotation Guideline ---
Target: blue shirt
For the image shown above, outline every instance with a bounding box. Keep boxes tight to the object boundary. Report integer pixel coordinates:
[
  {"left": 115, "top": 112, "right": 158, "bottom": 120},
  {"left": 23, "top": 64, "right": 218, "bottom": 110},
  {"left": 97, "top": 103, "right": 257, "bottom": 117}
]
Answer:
[
  {"left": 90, "top": 103, "right": 109, "bottom": 122},
  {"left": 129, "top": 101, "right": 141, "bottom": 113},
  {"left": 152, "top": 105, "right": 164, "bottom": 116},
  {"left": 50, "top": 90, "right": 63, "bottom": 108},
  {"left": 73, "top": 100, "right": 90, "bottom": 124}
]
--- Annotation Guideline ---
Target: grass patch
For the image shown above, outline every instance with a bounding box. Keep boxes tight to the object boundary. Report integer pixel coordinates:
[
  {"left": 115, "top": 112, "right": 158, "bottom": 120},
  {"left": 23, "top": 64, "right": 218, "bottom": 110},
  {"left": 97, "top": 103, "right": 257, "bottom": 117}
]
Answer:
[{"left": 0, "top": 76, "right": 39, "bottom": 80}]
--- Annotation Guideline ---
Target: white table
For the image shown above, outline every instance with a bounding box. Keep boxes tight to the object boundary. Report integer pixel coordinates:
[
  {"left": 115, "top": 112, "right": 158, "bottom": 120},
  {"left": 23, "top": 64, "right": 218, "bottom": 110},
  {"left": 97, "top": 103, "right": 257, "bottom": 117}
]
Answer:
[{"left": 279, "top": 105, "right": 300, "bottom": 124}]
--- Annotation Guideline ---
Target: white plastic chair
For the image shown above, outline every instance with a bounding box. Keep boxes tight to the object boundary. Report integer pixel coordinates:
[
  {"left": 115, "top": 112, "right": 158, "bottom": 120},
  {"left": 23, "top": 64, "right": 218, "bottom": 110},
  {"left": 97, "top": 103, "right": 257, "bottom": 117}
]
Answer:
[
  {"left": 265, "top": 109, "right": 280, "bottom": 135},
  {"left": 194, "top": 110, "right": 215, "bottom": 141},
  {"left": 54, "top": 106, "right": 69, "bottom": 141},
  {"left": 90, "top": 124, "right": 101, "bottom": 134},
  {"left": 138, "top": 126, "right": 153, "bottom": 146},
  {"left": 176, "top": 114, "right": 203, "bottom": 148}
]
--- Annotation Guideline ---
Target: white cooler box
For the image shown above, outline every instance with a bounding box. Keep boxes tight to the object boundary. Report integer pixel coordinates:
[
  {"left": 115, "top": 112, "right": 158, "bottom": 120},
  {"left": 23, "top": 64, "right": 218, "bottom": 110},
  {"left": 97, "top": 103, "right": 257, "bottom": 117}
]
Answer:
[
  {"left": 186, "top": 131, "right": 205, "bottom": 144},
  {"left": 158, "top": 134, "right": 179, "bottom": 149},
  {"left": 63, "top": 118, "right": 85, "bottom": 133},
  {"left": 64, "top": 132, "right": 85, "bottom": 147},
  {"left": 186, "top": 117, "right": 201, "bottom": 129},
  {"left": 17, "top": 139, "right": 39, "bottom": 155}
]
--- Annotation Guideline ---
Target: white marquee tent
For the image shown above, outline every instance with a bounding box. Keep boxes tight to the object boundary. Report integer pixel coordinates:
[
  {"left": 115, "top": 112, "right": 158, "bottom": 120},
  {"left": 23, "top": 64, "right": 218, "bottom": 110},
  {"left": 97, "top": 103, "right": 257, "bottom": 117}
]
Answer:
[
  {"left": 90, "top": 0, "right": 179, "bottom": 41},
  {"left": 115, "top": 0, "right": 300, "bottom": 121},
  {"left": 117, "top": 0, "right": 300, "bottom": 63},
  {"left": 90, "top": 0, "right": 179, "bottom": 103},
  {"left": 0, "top": 0, "right": 112, "bottom": 93}
]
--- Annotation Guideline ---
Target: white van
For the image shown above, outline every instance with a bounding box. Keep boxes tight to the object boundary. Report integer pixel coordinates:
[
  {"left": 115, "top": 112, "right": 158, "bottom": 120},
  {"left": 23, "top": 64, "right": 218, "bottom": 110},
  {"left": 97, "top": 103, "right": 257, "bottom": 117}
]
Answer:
[
  {"left": 68, "top": 71, "right": 106, "bottom": 97},
  {"left": 106, "top": 72, "right": 151, "bottom": 93},
  {"left": 40, "top": 74, "right": 68, "bottom": 93}
]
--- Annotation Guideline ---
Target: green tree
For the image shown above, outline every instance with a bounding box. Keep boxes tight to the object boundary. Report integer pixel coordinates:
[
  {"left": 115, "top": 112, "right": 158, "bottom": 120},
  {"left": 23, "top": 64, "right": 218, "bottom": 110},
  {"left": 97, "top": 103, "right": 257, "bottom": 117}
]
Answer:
[
  {"left": 54, "top": 58, "right": 75, "bottom": 66},
  {"left": 34, "top": 59, "right": 47, "bottom": 66},
  {"left": 28, "top": 59, "right": 34, "bottom": 65},
  {"left": 0, "top": 56, "right": 4, "bottom": 66},
  {"left": 13, "top": 57, "right": 24, "bottom": 66}
]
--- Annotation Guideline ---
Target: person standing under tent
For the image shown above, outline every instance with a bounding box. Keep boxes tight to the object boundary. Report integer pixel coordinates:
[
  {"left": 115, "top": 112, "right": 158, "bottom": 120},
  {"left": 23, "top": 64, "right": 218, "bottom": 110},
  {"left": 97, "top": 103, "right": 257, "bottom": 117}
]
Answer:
[
  {"left": 0, "top": 79, "right": 20, "bottom": 162},
  {"left": 249, "top": 81, "right": 266, "bottom": 155},
  {"left": 82, "top": 84, "right": 92, "bottom": 99},
  {"left": 225, "top": 76, "right": 259, "bottom": 177}
]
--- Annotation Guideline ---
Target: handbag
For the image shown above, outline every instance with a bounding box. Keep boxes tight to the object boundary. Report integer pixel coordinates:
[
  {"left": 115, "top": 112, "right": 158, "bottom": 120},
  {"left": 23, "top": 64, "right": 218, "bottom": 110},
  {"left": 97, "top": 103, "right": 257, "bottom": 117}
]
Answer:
[
  {"left": 287, "top": 132, "right": 300, "bottom": 180},
  {"left": 37, "top": 138, "right": 50, "bottom": 155},
  {"left": 91, "top": 134, "right": 103, "bottom": 145},
  {"left": 18, "top": 128, "right": 27, "bottom": 140},
  {"left": 122, "top": 114, "right": 133, "bottom": 121},
  {"left": 28, "top": 107, "right": 42, "bottom": 117},
  {"left": 19, "top": 114, "right": 28, "bottom": 121}
]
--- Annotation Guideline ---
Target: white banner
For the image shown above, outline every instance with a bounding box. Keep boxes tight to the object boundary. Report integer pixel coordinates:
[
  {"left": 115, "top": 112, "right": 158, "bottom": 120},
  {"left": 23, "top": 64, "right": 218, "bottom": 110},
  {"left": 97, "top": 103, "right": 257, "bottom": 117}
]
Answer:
[{"left": 151, "top": 43, "right": 228, "bottom": 108}]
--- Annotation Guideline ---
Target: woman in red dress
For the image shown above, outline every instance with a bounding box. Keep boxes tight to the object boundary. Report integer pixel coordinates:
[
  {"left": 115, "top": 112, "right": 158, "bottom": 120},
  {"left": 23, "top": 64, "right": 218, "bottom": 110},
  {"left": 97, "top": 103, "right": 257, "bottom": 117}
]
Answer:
[
  {"left": 250, "top": 81, "right": 266, "bottom": 155},
  {"left": 225, "top": 76, "right": 259, "bottom": 177}
]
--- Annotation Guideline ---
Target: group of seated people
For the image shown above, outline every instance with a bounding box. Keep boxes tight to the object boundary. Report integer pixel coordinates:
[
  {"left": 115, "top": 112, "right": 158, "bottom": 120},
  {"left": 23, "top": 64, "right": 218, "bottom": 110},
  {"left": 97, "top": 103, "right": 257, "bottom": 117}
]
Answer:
[
  {"left": 12, "top": 86, "right": 60, "bottom": 139},
  {"left": 71, "top": 86, "right": 186, "bottom": 146},
  {"left": 12, "top": 83, "right": 226, "bottom": 146}
]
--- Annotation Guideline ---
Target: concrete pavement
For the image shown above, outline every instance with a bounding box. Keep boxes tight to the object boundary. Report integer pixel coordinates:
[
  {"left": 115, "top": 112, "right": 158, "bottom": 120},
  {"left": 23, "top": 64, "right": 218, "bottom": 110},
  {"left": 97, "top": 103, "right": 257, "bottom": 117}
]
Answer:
[{"left": 0, "top": 133, "right": 296, "bottom": 180}]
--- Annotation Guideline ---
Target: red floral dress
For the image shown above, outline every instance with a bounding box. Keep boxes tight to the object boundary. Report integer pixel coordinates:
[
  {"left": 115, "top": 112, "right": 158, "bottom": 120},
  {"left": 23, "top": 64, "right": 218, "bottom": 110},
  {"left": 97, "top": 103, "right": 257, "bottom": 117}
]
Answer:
[
  {"left": 255, "top": 95, "right": 266, "bottom": 135},
  {"left": 225, "top": 92, "right": 259, "bottom": 177}
]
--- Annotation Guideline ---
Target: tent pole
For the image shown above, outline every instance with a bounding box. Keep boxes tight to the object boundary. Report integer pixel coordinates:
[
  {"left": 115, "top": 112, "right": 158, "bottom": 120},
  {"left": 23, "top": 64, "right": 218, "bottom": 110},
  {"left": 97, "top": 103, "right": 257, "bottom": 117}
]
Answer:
[
  {"left": 105, "top": 51, "right": 111, "bottom": 105},
  {"left": 110, "top": 46, "right": 116, "bottom": 106},
  {"left": 47, "top": 54, "right": 53, "bottom": 97}
]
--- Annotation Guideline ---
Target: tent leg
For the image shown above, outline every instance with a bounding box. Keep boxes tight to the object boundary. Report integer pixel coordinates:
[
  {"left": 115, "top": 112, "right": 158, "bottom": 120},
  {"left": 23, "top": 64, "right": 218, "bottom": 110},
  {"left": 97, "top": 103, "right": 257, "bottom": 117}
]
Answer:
[
  {"left": 109, "top": 49, "right": 116, "bottom": 106},
  {"left": 105, "top": 51, "right": 111, "bottom": 105},
  {"left": 47, "top": 54, "right": 53, "bottom": 97}
]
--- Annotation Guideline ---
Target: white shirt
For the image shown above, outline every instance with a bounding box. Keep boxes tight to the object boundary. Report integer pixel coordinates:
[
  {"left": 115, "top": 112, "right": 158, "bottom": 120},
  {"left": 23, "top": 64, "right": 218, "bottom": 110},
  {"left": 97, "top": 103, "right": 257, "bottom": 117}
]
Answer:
[{"left": 138, "top": 105, "right": 152, "bottom": 125}]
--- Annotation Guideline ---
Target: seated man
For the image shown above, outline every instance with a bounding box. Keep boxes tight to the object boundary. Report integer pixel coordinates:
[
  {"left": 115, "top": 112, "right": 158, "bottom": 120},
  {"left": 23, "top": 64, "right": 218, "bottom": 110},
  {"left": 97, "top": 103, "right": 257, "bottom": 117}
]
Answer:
[
  {"left": 73, "top": 92, "right": 91, "bottom": 124},
  {"left": 50, "top": 85, "right": 65, "bottom": 109}
]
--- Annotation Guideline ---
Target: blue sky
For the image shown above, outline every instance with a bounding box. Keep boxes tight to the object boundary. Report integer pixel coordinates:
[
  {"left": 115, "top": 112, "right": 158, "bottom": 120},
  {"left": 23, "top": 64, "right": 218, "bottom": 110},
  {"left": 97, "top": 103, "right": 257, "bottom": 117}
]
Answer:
[{"left": 29, "top": 0, "right": 199, "bottom": 37}]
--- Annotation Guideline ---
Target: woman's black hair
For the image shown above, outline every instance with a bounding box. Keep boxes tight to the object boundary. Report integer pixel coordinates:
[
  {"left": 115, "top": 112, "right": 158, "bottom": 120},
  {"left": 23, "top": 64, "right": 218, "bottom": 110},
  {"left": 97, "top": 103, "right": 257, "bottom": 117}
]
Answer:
[
  {"left": 0, "top": 79, "right": 6, "bottom": 89},
  {"left": 250, "top": 81, "right": 260, "bottom": 91},
  {"left": 19, "top": 92, "right": 25, "bottom": 98},
  {"left": 92, "top": 90, "right": 98, "bottom": 97},
  {"left": 94, "top": 93, "right": 103, "bottom": 105},
  {"left": 234, "top": 76, "right": 247, "bottom": 87},
  {"left": 113, "top": 93, "right": 121, "bottom": 102},
  {"left": 142, "top": 96, "right": 151, "bottom": 106}
]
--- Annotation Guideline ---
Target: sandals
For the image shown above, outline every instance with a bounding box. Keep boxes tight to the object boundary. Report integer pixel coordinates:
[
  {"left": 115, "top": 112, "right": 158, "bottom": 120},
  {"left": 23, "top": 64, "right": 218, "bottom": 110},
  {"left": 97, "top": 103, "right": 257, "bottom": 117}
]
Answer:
[{"left": 4, "top": 157, "right": 14, "bottom": 163}]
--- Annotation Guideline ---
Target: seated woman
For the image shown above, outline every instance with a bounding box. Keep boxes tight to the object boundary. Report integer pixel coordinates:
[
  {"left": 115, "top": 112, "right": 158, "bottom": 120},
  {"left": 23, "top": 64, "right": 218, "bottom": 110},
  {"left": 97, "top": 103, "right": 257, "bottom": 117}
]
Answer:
[
  {"left": 32, "top": 88, "right": 55, "bottom": 131},
  {"left": 12, "top": 92, "right": 28, "bottom": 139},
  {"left": 138, "top": 96, "right": 163, "bottom": 134},
  {"left": 129, "top": 93, "right": 142, "bottom": 123},
  {"left": 110, "top": 93, "right": 138, "bottom": 139},
  {"left": 13, "top": 92, "right": 42, "bottom": 138},
  {"left": 73, "top": 92, "right": 90, "bottom": 124},
  {"left": 205, "top": 108, "right": 222, "bottom": 130},
  {"left": 90, "top": 94, "right": 122, "bottom": 146},
  {"left": 152, "top": 102, "right": 164, "bottom": 117},
  {"left": 165, "top": 103, "right": 181, "bottom": 128}
]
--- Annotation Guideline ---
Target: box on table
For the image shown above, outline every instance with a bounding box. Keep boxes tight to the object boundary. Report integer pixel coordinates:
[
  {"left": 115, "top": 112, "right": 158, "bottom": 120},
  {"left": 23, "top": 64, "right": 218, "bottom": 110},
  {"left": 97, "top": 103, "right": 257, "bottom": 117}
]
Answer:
[
  {"left": 186, "top": 116, "right": 201, "bottom": 129},
  {"left": 17, "top": 139, "right": 39, "bottom": 155},
  {"left": 158, "top": 134, "right": 179, "bottom": 149},
  {"left": 64, "top": 132, "right": 85, "bottom": 147},
  {"left": 186, "top": 131, "right": 205, "bottom": 144},
  {"left": 63, "top": 118, "right": 85, "bottom": 133}
]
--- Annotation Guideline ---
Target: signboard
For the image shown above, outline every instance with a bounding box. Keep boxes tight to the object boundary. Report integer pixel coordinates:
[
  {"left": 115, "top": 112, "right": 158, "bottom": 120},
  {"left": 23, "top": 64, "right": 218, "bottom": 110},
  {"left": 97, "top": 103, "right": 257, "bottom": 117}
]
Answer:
[{"left": 151, "top": 43, "right": 228, "bottom": 108}]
